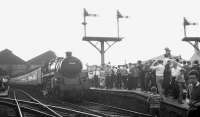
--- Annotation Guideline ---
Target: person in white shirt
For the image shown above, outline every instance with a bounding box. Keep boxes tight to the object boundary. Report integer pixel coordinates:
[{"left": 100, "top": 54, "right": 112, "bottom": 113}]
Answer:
[
  {"left": 171, "top": 64, "right": 181, "bottom": 78},
  {"left": 150, "top": 60, "right": 165, "bottom": 97}
]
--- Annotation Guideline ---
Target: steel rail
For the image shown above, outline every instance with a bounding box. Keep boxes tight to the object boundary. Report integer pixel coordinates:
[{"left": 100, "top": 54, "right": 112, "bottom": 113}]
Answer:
[
  {"left": 16, "top": 89, "right": 63, "bottom": 117},
  {"left": 85, "top": 101, "right": 153, "bottom": 117},
  {"left": 48, "top": 104, "right": 102, "bottom": 117},
  {"left": 0, "top": 97, "right": 101, "bottom": 117},
  {"left": 54, "top": 100, "right": 112, "bottom": 117},
  {"left": 13, "top": 91, "right": 23, "bottom": 117},
  {"left": 0, "top": 100, "right": 55, "bottom": 117},
  {"left": 1, "top": 96, "right": 151, "bottom": 117}
]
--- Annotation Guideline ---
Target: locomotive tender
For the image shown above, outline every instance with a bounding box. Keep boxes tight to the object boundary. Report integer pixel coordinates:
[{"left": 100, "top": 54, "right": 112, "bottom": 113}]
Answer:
[{"left": 9, "top": 52, "right": 90, "bottom": 100}]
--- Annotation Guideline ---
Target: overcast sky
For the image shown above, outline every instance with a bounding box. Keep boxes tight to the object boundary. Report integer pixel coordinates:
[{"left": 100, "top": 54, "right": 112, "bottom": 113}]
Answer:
[{"left": 0, "top": 0, "right": 200, "bottom": 66}]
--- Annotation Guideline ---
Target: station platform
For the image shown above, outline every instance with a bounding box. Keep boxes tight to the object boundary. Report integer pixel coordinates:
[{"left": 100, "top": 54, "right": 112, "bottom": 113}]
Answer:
[
  {"left": 89, "top": 87, "right": 149, "bottom": 99},
  {"left": 90, "top": 87, "right": 189, "bottom": 108},
  {"left": 87, "top": 87, "right": 189, "bottom": 117}
]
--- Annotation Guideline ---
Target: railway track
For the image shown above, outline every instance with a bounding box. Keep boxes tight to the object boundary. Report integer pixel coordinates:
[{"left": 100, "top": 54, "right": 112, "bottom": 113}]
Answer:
[
  {"left": 0, "top": 89, "right": 102, "bottom": 117},
  {"left": 51, "top": 100, "right": 153, "bottom": 117},
  {"left": 80, "top": 101, "right": 153, "bottom": 117},
  {"left": 15, "top": 90, "right": 63, "bottom": 117},
  {"left": 0, "top": 95, "right": 56, "bottom": 117},
  {"left": 2, "top": 89, "right": 152, "bottom": 117}
]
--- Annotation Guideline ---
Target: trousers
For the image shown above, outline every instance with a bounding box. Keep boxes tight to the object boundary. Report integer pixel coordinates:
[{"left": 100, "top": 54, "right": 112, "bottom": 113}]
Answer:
[{"left": 156, "top": 76, "right": 163, "bottom": 97}]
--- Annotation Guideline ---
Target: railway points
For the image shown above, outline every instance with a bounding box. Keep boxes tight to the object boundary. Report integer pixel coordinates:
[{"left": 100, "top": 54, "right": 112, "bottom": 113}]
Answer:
[
  {"left": 1, "top": 87, "right": 154, "bottom": 117},
  {"left": 1, "top": 89, "right": 105, "bottom": 117}
]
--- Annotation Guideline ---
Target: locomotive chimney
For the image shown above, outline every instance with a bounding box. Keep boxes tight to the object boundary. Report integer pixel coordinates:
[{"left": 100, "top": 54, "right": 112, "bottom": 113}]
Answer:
[{"left": 66, "top": 51, "right": 72, "bottom": 58}]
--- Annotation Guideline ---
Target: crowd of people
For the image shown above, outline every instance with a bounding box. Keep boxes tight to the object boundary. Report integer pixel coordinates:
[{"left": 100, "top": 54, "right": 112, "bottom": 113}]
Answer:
[
  {"left": 92, "top": 58, "right": 192, "bottom": 101},
  {"left": 90, "top": 48, "right": 200, "bottom": 117}
]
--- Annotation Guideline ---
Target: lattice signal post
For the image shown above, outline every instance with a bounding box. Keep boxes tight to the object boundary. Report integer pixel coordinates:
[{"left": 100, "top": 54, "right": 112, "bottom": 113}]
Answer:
[{"left": 82, "top": 8, "right": 125, "bottom": 66}]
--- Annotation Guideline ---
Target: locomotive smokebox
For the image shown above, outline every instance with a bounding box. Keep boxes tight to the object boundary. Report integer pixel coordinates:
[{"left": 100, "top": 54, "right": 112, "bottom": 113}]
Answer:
[
  {"left": 66, "top": 51, "right": 72, "bottom": 58},
  {"left": 58, "top": 51, "right": 82, "bottom": 77}
]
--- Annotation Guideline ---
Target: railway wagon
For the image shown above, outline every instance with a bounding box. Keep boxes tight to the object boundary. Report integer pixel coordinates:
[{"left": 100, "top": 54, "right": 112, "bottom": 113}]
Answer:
[{"left": 9, "top": 52, "right": 90, "bottom": 101}]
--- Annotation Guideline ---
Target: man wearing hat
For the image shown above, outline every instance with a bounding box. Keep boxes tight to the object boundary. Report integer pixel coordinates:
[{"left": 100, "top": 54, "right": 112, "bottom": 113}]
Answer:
[{"left": 164, "top": 47, "right": 171, "bottom": 58}]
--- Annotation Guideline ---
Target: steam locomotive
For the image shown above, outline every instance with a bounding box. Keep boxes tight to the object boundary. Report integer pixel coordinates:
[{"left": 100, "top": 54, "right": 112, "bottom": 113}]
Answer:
[
  {"left": 42, "top": 52, "right": 90, "bottom": 100},
  {"left": 9, "top": 52, "right": 90, "bottom": 100}
]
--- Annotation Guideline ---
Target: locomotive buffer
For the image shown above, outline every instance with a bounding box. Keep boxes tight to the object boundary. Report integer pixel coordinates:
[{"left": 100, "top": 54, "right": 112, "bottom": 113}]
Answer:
[{"left": 82, "top": 9, "right": 128, "bottom": 66}]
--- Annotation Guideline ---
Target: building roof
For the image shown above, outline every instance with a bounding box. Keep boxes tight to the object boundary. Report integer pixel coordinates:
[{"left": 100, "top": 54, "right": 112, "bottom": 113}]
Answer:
[
  {"left": 27, "top": 50, "right": 56, "bottom": 66},
  {"left": 0, "top": 49, "right": 25, "bottom": 65}
]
